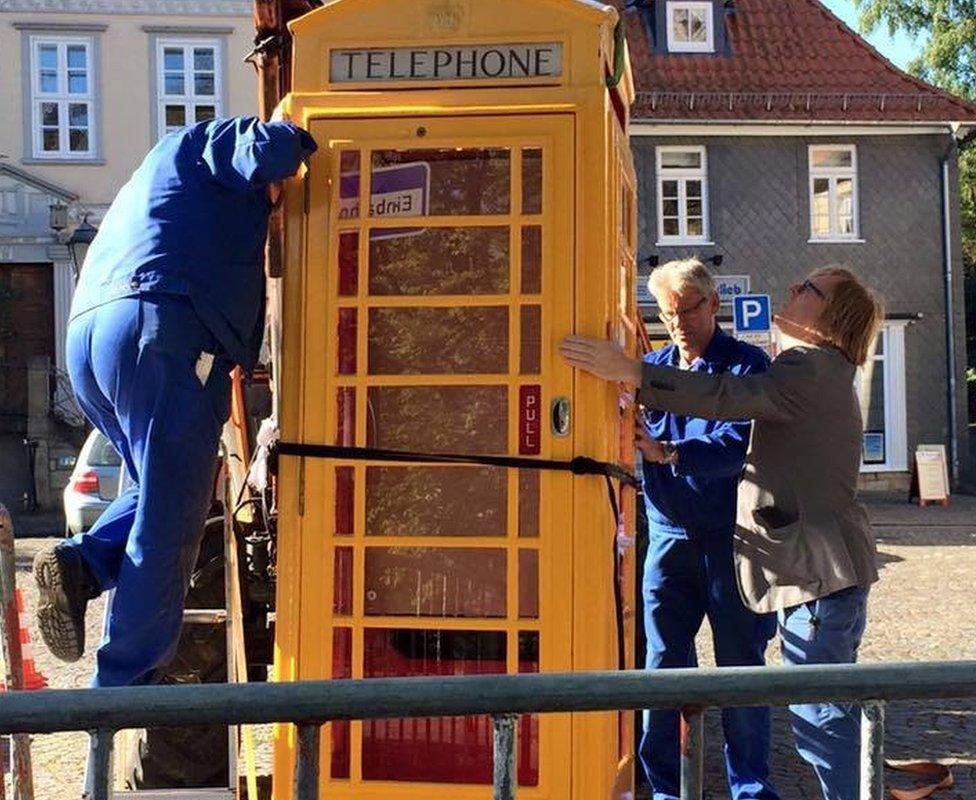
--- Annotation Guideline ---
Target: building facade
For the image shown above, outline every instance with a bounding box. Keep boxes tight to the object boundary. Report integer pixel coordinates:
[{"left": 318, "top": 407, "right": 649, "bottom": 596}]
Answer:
[
  {"left": 624, "top": 0, "right": 976, "bottom": 489},
  {"left": 0, "top": 0, "right": 256, "bottom": 507}
]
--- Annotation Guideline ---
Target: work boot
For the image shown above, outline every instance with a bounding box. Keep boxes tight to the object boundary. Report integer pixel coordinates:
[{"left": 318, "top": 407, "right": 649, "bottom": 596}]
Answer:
[{"left": 33, "top": 543, "right": 100, "bottom": 662}]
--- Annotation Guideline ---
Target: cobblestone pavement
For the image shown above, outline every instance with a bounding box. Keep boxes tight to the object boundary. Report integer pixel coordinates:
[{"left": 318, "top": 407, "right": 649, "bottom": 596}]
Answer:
[{"left": 8, "top": 491, "right": 976, "bottom": 798}]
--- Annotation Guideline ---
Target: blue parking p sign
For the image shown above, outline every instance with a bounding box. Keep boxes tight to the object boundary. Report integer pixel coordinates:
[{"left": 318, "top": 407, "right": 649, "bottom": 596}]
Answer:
[{"left": 733, "top": 294, "right": 771, "bottom": 334}]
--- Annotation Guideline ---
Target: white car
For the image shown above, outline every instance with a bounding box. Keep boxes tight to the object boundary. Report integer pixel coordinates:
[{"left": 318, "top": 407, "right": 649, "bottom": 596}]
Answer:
[{"left": 63, "top": 429, "right": 122, "bottom": 535}]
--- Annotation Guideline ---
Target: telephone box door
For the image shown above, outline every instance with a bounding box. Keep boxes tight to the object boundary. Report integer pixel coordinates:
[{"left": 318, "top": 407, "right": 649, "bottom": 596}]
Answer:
[{"left": 298, "top": 113, "right": 575, "bottom": 798}]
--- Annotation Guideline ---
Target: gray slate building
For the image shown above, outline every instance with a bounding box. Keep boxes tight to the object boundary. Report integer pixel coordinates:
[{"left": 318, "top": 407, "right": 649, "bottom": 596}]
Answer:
[{"left": 624, "top": 0, "right": 976, "bottom": 489}]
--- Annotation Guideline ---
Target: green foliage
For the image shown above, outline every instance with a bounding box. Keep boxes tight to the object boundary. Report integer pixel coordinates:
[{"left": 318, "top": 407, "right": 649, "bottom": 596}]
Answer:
[
  {"left": 854, "top": 0, "right": 976, "bottom": 93},
  {"left": 854, "top": 0, "right": 976, "bottom": 273}
]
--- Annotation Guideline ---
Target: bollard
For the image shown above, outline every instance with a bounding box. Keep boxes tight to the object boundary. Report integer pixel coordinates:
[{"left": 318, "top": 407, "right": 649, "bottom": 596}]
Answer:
[
  {"left": 860, "top": 700, "right": 885, "bottom": 800},
  {"left": 679, "top": 707, "right": 703, "bottom": 800},
  {"left": 294, "top": 722, "right": 321, "bottom": 800},
  {"left": 0, "top": 505, "right": 34, "bottom": 800},
  {"left": 493, "top": 714, "right": 517, "bottom": 800}
]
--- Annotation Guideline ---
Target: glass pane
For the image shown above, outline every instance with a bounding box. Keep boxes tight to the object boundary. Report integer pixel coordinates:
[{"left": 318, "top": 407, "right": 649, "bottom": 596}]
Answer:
[
  {"left": 336, "top": 387, "right": 356, "bottom": 446},
  {"left": 363, "top": 629, "right": 505, "bottom": 783},
  {"left": 812, "top": 148, "right": 853, "bottom": 169},
  {"left": 687, "top": 217, "right": 704, "bottom": 237},
  {"left": 661, "top": 179, "right": 679, "bottom": 199},
  {"left": 518, "top": 632, "right": 540, "bottom": 786},
  {"left": 672, "top": 8, "right": 689, "bottom": 40},
  {"left": 366, "top": 466, "right": 507, "bottom": 537},
  {"left": 686, "top": 180, "right": 702, "bottom": 199},
  {"left": 68, "top": 72, "right": 87, "bottom": 94},
  {"left": 872, "top": 333, "right": 884, "bottom": 357},
  {"left": 334, "top": 546, "right": 353, "bottom": 615},
  {"left": 369, "top": 226, "right": 509, "bottom": 296},
  {"left": 195, "top": 105, "right": 216, "bottom": 122},
  {"left": 338, "top": 231, "right": 359, "bottom": 296},
  {"left": 367, "top": 386, "right": 507, "bottom": 455},
  {"left": 662, "top": 199, "right": 679, "bottom": 218},
  {"left": 68, "top": 103, "right": 88, "bottom": 126},
  {"left": 334, "top": 466, "right": 354, "bottom": 536},
  {"left": 39, "top": 45, "right": 57, "bottom": 69},
  {"left": 369, "top": 307, "right": 508, "bottom": 375},
  {"left": 687, "top": 198, "right": 702, "bottom": 217},
  {"left": 663, "top": 217, "right": 680, "bottom": 237},
  {"left": 194, "top": 73, "right": 215, "bottom": 96},
  {"left": 68, "top": 128, "right": 89, "bottom": 152},
  {"left": 165, "top": 105, "right": 186, "bottom": 127},
  {"left": 365, "top": 548, "right": 506, "bottom": 617},
  {"left": 339, "top": 150, "right": 361, "bottom": 220},
  {"left": 521, "top": 226, "right": 542, "bottom": 294},
  {"left": 860, "top": 361, "right": 886, "bottom": 430},
  {"left": 337, "top": 308, "right": 357, "bottom": 375},
  {"left": 520, "top": 306, "right": 541, "bottom": 375},
  {"left": 837, "top": 178, "right": 854, "bottom": 233},
  {"left": 689, "top": 9, "right": 708, "bottom": 41},
  {"left": 521, "top": 148, "right": 542, "bottom": 215},
  {"left": 42, "top": 129, "right": 59, "bottom": 151},
  {"left": 331, "top": 628, "right": 352, "bottom": 779},
  {"left": 164, "top": 74, "right": 185, "bottom": 95},
  {"left": 193, "top": 47, "right": 215, "bottom": 71},
  {"left": 661, "top": 150, "right": 701, "bottom": 169},
  {"left": 163, "top": 48, "right": 184, "bottom": 71},
  {"left": 371, "top": 148, "right": 510, "bottom": 216},
  {"left": 812, "top": 178, "right": 830, "bottom": 235},
  {"left": 518, "top": 550, "right": 538, "bottom": 618},
  {"left": 518, "top": 471, "right": 539, "bottom": 538},
  {"left": 66, "top": 45, "right": 86, "bottom": 69},
  {"left": 40, "top": 72, "right": 57, "bottom": 93},
  {"left": 41, "top": 102, "right": 58, "bottom": 126}
]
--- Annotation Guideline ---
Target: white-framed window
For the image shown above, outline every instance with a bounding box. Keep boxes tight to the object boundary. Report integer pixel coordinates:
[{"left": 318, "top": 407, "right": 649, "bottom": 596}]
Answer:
[
  {"left": 809, "top": 144, "right": 860, "bottom": 241},
  {"left": 156, "top": 38, "right": 222, "bottom": 138},
  {"left": 666, "top": 1, "right": 714, "bottom": 53},
  {"left": 656, "top": 145, "right": 710, "bottom": 245},
  {"left": 29, "top": 36, "right": 96, "bottom": 159},
  {"left": 856, "top": 322, "right": 908, "bottom": 472}
]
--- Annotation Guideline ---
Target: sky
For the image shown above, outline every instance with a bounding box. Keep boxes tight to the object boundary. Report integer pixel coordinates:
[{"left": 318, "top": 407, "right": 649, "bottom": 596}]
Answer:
[{"left": 819, "top": 0, "right": 927, "bottom": 71}]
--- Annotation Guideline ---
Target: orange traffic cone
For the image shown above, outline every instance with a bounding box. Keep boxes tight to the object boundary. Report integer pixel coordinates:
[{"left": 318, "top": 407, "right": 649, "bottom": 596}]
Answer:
[{"left": 14, "top": 590, "right": 47, "bottom": 690}]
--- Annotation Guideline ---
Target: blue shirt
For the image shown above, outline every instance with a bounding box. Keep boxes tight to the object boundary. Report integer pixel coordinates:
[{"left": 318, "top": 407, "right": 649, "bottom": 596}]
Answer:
[
  {"left": 70, "top": 116, "right": 317, "bottom": 369},
  {"left": 641, "top": 326, "right": 769, "bottom": 537}
]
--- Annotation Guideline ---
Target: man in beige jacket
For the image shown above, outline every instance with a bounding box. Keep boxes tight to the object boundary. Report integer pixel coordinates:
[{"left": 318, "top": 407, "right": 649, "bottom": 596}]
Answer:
[{"left": 561, "top": 266, "right": 884, "bottom": 800}]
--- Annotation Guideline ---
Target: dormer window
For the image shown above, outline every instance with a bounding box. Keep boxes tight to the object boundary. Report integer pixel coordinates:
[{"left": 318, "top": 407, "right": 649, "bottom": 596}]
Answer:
[{"left": 666, "top": 2, "right": 714, "bottom": 53}]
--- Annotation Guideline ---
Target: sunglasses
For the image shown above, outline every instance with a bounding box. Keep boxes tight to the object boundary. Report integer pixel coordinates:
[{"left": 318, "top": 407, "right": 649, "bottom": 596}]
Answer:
[
  {"left": 792, "top": 279, "right": 827, "bottom": 301},
  {"left": 658, "top": 295, "right": 708, "bottom": 325}
]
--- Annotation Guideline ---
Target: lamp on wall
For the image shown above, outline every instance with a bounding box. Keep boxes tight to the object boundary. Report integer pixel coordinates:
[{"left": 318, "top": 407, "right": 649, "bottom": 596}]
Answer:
[
  {"left": 710, "top": 254, "right": 724, "bottom": 267},
  {"left": 48, "top": 203, "right": 68, "bottom": 232},
  {"left": 66, "top": 216, "right": 98, "bottom": 278}
]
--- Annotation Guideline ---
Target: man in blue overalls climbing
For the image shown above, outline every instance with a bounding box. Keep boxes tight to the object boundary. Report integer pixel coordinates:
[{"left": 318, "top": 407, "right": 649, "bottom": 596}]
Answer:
[
  {"left": 32, "top": 116, "right": 316, "bottom": 687},
  {"left": 637, "top": 259, "right": 778, "bottom": 800}
]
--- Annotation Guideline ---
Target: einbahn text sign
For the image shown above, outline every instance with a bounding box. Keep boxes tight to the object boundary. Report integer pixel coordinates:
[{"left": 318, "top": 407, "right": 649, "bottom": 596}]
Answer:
[{"left": 330, "top": 43, "right": 564, "bottom": 83}]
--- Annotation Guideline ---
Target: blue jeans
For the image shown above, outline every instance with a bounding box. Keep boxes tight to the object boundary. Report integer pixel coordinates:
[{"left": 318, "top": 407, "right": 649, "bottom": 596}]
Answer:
[
  {"left": 778, "top": 586, "right": 869, "bottom": 800},
  {"left": 65, "top": 295, "right": 231, "bottom": 687},
  {"left": 639, "top": 531, "right": 779, "bottom": 800}
]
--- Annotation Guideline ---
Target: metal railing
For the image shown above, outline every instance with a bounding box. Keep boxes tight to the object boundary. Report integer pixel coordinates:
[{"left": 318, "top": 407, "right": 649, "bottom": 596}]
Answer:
[{"left": 0, "top": 661, "right": 975, "bottom": 800}]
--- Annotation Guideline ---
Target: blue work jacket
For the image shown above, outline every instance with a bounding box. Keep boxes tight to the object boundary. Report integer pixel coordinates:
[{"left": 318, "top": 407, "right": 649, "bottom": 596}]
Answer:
[
  {"left": 70, "top": 116, "right": 317, "bottom": 369},
  {"left": 641, "top": 326, "right": 769, "bottom": 538}
]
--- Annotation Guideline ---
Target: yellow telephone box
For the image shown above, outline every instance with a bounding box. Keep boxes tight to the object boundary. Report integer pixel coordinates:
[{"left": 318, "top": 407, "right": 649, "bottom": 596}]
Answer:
[{"left": 274, "top": 1, "right": 639, "bottom": 797}]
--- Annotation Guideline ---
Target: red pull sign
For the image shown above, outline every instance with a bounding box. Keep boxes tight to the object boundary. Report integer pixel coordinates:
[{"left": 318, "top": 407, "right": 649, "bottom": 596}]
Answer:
[{"left": 519, "top": 385, "right": 541, "bottom": 455}]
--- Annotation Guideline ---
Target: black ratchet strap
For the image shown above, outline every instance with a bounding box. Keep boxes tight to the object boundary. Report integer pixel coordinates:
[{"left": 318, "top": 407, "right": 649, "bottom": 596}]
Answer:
[{"left": 274, "top": 442, "right": 638, "bottom": 488}]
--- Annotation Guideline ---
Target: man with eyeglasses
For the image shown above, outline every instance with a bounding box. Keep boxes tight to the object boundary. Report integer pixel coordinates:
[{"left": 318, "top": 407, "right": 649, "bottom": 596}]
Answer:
[{"left": 635, "top": 259, "right": 778, "bottom": 800}]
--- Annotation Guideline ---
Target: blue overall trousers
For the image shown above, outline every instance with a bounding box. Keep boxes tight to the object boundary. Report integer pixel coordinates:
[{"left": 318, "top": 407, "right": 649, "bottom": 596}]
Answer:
[{"left": 65, "top": 294, "right": 230, "bottom": 687}]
